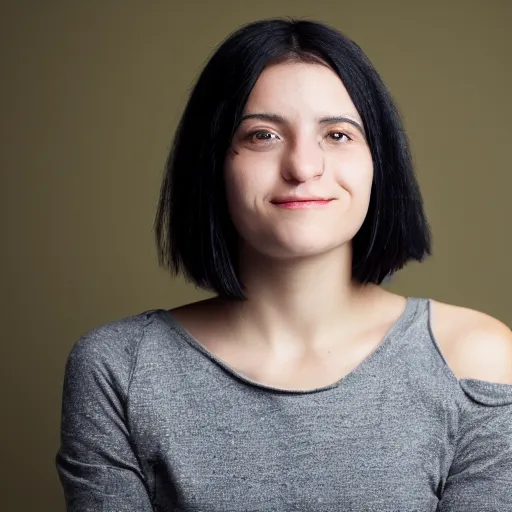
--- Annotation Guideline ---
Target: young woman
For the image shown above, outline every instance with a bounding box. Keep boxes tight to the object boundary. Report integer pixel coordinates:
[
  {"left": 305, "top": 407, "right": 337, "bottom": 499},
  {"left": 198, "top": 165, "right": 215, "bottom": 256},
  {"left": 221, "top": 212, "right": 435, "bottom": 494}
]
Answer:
[{"left": 56, "top": 18, "right": 512, "bottom": 511}]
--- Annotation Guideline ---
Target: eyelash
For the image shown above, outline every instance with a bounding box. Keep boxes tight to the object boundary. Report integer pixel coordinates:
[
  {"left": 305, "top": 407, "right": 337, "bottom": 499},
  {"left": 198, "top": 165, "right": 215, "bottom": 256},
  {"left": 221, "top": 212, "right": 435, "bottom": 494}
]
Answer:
[
  {"left": 245, "top": 130, "right": 353, "bottom": 144},
  {"left": 246, "top": 131, "right": 278, "bottom": 142},
  {"left": 327, "top": 132, "right": 352, "bottom": 143}
]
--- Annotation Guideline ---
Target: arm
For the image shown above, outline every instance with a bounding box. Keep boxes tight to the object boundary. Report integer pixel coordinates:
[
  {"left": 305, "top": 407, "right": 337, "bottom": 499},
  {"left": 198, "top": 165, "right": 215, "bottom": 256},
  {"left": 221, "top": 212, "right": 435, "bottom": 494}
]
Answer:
[
  {"left": 435, "top": 307, "right": 512, "bottom": 511},
  {"left": 437, "top": 381, "right": 512, "bottom": 511},
  {"left": 55, "top": 323, "right": 154, "bottom": 511}
]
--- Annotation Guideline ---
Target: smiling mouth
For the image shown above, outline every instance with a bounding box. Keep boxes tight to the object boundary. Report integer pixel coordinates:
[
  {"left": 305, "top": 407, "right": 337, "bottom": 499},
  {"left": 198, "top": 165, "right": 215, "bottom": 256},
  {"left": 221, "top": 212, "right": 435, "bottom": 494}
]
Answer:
[{"left": 271, "top": 199, "right": 334, "bottom": 209}]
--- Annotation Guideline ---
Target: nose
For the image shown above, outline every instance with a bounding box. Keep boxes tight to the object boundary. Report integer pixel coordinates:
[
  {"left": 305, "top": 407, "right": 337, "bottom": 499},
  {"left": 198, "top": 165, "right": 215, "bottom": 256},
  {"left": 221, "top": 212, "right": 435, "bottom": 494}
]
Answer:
[{"left": 281, "top": 136, "right": 325, "bottom": 183}]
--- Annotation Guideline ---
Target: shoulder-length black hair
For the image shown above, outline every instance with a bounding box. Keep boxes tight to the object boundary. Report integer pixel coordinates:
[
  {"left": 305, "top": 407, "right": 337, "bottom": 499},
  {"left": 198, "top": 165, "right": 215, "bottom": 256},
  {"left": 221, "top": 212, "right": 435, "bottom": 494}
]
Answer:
[{"left": 154, "top": 17, "right": 432, "bottom": 300}]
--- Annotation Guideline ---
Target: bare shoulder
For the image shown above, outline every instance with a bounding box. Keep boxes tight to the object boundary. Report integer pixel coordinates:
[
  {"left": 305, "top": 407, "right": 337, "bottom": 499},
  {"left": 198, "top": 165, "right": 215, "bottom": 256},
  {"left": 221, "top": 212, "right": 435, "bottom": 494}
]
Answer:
[{"left": 429, "top": 299, "right": 512, "bottom": 384}]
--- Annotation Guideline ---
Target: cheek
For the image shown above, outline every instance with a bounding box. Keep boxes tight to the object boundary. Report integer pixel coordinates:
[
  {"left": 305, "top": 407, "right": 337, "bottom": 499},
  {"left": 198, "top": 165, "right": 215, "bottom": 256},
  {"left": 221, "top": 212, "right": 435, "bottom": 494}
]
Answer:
[
  {"left": 225, "top": 167, "right": 252, "bottom": 210},
  {"left": 334, "top": 150, "right": 373, "bottom": 198},
  {"left": 224, "top": 159, "right": 270, "bottom": 223},
  {"left": 225, "top": 146, "right": 281, "bottom": 195}
]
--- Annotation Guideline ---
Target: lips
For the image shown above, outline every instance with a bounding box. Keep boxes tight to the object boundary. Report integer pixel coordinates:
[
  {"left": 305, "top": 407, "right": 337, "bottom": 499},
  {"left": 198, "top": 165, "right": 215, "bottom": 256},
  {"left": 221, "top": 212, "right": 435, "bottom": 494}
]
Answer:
[
  {"left": 271, "top": 198, "right": 334, "bottom": 209},
  {"left": 271, "top": 196, "right": 333, "bottom": 204}
]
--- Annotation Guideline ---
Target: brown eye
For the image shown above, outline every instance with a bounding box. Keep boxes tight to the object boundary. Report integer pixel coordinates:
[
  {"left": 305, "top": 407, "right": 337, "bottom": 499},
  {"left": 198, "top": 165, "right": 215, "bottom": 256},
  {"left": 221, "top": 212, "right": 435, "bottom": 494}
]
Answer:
[
  {"left": 328, "top": 132, "right": 351, "bottom": 143},
  {"left": 247, "top": 131, "right": 280, "bottom": 143}
]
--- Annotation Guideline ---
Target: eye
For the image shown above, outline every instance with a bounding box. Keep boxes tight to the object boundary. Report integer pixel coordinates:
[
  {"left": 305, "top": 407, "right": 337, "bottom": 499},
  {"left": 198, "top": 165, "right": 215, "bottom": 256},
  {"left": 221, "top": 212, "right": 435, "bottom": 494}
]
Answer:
[
  {"left": 246, "top": 130, "right": 280, "bottom": 143},
  {"left": 327, "top": 131, "right": 352, "bottom": 143}
]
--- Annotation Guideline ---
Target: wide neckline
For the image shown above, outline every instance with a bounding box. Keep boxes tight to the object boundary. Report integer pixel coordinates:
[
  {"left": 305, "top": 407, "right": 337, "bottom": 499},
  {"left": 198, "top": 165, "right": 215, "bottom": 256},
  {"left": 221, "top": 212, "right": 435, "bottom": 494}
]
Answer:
[{"left": 159, "top": 297, "right": 418, "bottom": 395}]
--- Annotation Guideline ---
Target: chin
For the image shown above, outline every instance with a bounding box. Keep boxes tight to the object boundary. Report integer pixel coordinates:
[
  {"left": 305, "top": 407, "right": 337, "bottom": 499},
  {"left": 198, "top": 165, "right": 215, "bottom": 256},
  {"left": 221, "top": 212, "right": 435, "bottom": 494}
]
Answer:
[
  {"left": 238, "top": 220, "right": 362, "bottom": 260},
  {"left": 254, "top": 235, "right": 349, "bottom": 260},
  {"left": 274, "top": 248, "right": 343, "bottom": 261}
]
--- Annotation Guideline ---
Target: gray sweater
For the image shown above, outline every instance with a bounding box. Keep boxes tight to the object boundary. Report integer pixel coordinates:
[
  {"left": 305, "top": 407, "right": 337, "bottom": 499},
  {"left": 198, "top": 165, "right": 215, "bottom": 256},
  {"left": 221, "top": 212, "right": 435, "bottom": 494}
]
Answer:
[{"left": 56, "top": 297, "right": 512, "bottom": 511}]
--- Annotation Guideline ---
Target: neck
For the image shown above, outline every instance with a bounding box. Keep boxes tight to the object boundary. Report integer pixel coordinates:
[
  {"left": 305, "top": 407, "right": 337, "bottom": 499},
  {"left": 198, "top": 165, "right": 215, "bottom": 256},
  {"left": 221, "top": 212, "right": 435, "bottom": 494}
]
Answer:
[{"left": 225, "top": 244, "right": 382, "bottom": 355}]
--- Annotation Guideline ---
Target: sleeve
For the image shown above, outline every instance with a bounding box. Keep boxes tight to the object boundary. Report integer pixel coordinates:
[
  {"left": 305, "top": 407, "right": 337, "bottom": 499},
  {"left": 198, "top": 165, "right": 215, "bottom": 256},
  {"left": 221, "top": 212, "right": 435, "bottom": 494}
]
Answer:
[
  {"left": 437, "top": 379, "right": 512, "bottom": 511},
  {"left": 55, "top": 323, "right": 154, "bottom": 512}
]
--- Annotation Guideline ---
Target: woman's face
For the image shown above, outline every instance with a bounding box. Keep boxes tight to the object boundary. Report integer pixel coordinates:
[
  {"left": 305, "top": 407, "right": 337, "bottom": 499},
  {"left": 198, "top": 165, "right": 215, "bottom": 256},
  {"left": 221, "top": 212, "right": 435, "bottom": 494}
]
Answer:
[{"left": 224, "top": 61, "right": 373, "bottom": 260}]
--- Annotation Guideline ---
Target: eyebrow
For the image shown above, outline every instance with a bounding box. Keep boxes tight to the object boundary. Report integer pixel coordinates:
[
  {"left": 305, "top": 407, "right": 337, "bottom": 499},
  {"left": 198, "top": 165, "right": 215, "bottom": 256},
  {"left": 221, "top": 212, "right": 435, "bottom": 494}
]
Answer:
[{"left": 239, "top": 113, "right": 366, "bottom": 138}]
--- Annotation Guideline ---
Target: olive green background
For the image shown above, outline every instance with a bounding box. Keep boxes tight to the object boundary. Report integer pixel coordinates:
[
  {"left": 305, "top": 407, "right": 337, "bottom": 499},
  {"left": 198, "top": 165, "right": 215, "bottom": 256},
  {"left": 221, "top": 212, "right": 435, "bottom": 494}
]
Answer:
[{"left": 1, "top": 1, "right": 510, "bottom": 510}]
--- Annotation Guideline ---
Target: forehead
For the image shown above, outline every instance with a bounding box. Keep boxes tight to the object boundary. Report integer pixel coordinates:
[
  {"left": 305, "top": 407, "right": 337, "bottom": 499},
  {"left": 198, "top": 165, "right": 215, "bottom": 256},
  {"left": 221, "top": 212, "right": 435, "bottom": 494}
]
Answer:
[{"left": 243, "top": 61, "right": 361, "bottom": 120}]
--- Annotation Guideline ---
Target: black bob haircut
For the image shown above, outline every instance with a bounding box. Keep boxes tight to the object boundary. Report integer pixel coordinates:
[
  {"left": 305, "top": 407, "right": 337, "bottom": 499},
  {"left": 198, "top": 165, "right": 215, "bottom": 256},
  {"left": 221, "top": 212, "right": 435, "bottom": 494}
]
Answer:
[{"left": 154, "top": 18, "right": 432, "bottom": 300}]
